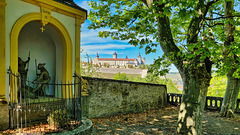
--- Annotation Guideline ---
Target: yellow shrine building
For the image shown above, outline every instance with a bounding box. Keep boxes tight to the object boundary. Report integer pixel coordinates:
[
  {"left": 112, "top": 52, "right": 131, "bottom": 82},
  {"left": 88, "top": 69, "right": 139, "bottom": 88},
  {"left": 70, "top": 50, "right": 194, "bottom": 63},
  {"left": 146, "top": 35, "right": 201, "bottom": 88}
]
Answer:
[{"left": 0, "top": 0, "right": 87, "bottom": 103}]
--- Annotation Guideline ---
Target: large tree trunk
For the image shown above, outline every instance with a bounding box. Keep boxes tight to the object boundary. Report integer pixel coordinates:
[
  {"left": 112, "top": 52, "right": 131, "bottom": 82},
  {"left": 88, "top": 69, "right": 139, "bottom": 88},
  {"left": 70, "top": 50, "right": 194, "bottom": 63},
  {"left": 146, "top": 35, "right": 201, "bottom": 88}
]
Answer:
[
  {"left": 220, "top": 0, "right": 240, "bottom": 117},
  {"left": 220, "top": 70, "right": 240, "bottom": 117},
  {"left": 143, "top": 0, "right": 213, "bottom": 134},
  {"left": 176, "top": 68, "right": 211, "bottom": 135}
]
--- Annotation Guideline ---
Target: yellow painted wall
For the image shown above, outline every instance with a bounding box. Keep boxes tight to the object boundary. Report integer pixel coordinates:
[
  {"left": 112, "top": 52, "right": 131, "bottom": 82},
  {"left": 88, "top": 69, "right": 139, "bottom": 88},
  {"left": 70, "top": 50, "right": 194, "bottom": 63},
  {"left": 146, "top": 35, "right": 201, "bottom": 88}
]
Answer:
[
  {"left": 0, "top": 0, "right": 6, "bottom": 100},
  {"left": 51, "top": 11, "right": 76, "bottom": 80}
]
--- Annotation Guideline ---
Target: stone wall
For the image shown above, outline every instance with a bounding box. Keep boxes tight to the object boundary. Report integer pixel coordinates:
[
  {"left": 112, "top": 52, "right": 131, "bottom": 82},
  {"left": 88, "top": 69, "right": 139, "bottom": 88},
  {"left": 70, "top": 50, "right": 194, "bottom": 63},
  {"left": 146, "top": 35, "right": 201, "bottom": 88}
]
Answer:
[{"left": 82, "top": 77, "right": 167, "bottom": 118}]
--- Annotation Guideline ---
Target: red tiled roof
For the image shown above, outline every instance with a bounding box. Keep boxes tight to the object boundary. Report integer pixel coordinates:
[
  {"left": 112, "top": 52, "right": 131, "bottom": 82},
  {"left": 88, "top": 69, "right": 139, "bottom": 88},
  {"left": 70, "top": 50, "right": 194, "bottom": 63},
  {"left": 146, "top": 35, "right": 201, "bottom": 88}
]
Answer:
[{"left": 97, "top": 58, "right": 136, "bottom": 61}]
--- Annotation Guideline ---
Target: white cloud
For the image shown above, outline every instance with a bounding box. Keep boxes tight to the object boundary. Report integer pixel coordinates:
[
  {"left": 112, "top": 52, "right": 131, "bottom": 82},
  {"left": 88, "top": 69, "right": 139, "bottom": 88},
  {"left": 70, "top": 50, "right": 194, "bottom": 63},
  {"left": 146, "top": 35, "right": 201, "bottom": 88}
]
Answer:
[
  {"left": 75, "top": 1, "right": 91, "bottom": 11},
  {"left": 81, "top": 44, "right": 133, "bottom": 55},
  {"left": 81, "top": 28, "right": 129, "bottom": 45},
  {"left": 81, "top": 50, "right": 116, "bottom": 55},
  {"left": 83, "top": 44, "right": 133, "bottom": 50}
]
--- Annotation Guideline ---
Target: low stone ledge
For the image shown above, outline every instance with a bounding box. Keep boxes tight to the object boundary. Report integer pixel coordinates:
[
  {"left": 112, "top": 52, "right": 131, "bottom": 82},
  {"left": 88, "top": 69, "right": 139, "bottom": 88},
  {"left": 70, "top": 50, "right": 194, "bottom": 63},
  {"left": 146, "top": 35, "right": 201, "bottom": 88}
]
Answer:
[{"left": 83, "top": 76, "right": 167, "bottom": 87}]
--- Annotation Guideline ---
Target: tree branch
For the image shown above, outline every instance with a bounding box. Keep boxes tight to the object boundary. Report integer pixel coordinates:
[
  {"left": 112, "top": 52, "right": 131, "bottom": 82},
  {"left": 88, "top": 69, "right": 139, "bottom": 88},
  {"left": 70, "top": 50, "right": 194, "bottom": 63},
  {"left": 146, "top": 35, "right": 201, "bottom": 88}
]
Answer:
[
  {"left": 187, "top": 0, "right": 205, "bottom": 44},
  {"left": 205, "top": 22, "right": 224, "bottom": 27},
  {"left": 206, "top": 0, "right": 219, "bottom": 9},
  {"left": 205, "top": 15, "right": 240, "bottom": 20},
  {"left": 212, "top": 12, "right": 224, "bottom": 17},
  {"left": 140, "top": 0, "right": 153, "bottom": 8},
  {"left": 187, "top": 0, "right": 219, "bottom": 44},
  {"left": 127, "top": 18, "right": 137, "bottom": 28},
  {"left": 156, "top": 4, "right": 184, "bottom": 71}
]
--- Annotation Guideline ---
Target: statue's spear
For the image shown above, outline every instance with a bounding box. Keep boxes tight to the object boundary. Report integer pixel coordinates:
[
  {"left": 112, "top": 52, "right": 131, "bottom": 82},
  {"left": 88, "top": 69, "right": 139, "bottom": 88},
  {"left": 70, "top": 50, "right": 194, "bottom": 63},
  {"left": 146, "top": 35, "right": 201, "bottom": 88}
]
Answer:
[
  {"left": 35, "top": 59, "right": 38, "bottom": 77},
  {"left": 27, "top": 51, "right": 30, "bottom": 70}
]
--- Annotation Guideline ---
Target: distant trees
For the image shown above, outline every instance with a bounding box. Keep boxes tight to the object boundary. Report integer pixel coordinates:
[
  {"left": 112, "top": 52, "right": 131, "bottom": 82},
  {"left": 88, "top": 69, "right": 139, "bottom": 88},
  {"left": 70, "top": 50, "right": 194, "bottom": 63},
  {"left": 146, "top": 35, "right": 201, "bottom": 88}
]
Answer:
[
  {"left": 81, "top": 60, "right": 99, "bottom": 77},
  {"left": 113, "top": 72, "right": 129, "bottom": 80},
  {"left": 113, "top": 72, "right": 181, "bottom": 94},
  {"left": 138, "top": 64, "right": 149, "bottom": 69},
  {"left": 207, "top": 76, "right": 228, "bottom": 98},
  {"left": 127, "top": 65, "right": 134, "bottom": 68},
  {"left": 102, "top": 63, "right": 110, "bottom": 68}
]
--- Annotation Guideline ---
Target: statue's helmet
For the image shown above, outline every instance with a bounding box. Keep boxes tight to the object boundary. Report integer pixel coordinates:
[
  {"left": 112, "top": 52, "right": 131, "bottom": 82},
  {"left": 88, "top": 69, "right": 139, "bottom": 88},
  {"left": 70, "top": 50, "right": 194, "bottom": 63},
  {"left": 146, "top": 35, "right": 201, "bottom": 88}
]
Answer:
[{"left": 38, "top": 63, "right": 46, "bottom": 69}]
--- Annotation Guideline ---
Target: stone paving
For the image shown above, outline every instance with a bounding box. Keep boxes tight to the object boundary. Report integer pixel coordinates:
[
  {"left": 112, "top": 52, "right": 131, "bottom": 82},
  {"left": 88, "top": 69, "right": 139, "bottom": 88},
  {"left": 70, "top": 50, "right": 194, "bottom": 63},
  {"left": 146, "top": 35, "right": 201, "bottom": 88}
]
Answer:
[{"left": 90, "top": 105, "right": 240, "bottom": 135}]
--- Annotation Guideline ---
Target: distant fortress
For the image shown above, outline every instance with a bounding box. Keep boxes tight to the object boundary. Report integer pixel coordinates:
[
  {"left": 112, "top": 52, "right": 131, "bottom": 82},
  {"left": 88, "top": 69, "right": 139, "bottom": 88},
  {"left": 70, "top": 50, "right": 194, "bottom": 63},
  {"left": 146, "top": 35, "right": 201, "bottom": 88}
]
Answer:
[{"left": 92, "top": 52, "right": 145, "bottom": 68}]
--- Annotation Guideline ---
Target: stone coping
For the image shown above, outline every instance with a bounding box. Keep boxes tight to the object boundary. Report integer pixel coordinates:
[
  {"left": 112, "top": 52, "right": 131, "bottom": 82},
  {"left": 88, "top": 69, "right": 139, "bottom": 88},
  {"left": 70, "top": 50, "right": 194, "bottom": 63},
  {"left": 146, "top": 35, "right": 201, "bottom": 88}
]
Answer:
[{"left": 83, "top": 76, "right": 167, "bottom": 87}]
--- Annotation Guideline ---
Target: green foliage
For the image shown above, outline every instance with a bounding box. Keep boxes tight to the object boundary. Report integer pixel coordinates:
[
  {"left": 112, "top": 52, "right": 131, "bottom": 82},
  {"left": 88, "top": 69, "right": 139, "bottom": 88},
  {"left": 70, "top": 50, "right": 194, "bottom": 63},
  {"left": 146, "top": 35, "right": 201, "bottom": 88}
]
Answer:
[
  {"left": 142, "top": 73, "right": 180, "bottom": 94},
  {"left": 80, "top": 54, "right": 99, "bottom": 77},
  {"left": 87, "top": 0, "right": 240, "bottom": 133},
  {"left": 138, "top": 64, "right": 149, "bottom": 69},
  {"left": 103, "top": 63, "right": 110, "bottom": 68},
  {"left": 127, "top": 65, "right": 134, "bottom": 68},
  {"left": 81, "top": 63, "right": 100, "bottom": 77},
  {"left": 113, "top": 72, "right": 181, "bottom": 93},
  {"left": 148, "top": 55, "right": 172, "bottom": 76},
  {"left": 207, "top": 75, "right": 227, "bottom": 97},
  {"left": 87, "top": 0, "right": 221, "bottom": 69},
  {"left": 207, "top": 75, "right": 240, "bottom": 99},
  {"left": 94, "top": 64, "right": 100, "bottom": 67},
  {"left": 87, "top": 0, "right": 240, "bottom": 77},
  {"left": 47, "top": 109, "right": 71, "bottom": 129},
  {"left": 88, "top": 0, "right": 159, "bottom": 54},
  {"left": 113, "top": 72, "right": 129, "bottom": 80}
]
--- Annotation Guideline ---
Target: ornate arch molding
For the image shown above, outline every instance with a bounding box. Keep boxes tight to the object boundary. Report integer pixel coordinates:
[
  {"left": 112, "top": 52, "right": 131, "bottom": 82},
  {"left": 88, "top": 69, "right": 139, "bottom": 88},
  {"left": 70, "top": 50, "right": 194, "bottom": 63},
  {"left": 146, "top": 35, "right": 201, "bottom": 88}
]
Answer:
[{"left": 10, "top": 12, "right": 73, "bottom": 84}]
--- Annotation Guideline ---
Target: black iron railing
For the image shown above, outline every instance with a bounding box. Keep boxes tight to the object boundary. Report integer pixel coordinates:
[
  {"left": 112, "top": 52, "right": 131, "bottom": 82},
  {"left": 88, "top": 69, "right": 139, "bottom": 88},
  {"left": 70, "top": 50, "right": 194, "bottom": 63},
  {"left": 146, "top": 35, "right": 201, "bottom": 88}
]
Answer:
[
  {"left": 7, "top": 69, "right": 82, "bottom": 134},
  {"left": 167, "top": 93, "right": 240, "bottom": 113}
]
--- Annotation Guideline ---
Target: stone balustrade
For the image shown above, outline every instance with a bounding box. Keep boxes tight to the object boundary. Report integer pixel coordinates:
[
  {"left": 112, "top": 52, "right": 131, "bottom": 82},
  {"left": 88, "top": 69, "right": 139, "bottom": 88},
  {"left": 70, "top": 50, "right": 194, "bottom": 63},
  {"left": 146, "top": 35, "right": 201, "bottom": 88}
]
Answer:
[{"left": 167, "top": 93, "right": 240, "bottom": 113}]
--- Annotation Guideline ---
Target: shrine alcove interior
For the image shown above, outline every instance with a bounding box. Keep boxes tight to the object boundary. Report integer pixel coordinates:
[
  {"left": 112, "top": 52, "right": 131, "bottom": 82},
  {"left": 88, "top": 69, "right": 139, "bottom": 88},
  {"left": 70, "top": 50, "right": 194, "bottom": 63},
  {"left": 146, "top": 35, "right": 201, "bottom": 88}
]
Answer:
[{"left": 18, "top": 21, "right": 63, "bottom": 96}]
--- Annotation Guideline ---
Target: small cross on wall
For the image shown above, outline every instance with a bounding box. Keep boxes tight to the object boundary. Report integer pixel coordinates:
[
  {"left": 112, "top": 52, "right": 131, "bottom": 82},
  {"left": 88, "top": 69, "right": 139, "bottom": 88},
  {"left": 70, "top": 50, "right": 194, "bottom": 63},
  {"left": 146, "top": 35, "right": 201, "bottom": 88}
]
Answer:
[{"left": 40, "top": 26, "right": 45, "bottom": 32}]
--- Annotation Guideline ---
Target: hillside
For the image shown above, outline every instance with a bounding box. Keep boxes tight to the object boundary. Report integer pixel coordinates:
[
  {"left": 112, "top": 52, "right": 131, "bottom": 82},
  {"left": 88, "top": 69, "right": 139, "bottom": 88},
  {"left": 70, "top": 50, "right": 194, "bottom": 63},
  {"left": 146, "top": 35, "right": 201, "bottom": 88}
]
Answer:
[{"left": 95, "top": 68, "right": 183, "bottom": 91}]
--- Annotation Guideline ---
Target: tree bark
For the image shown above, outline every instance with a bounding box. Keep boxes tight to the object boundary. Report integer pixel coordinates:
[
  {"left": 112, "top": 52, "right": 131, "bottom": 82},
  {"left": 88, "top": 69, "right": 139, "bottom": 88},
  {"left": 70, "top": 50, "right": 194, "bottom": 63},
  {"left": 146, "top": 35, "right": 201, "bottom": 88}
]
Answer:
[
  {"left": 220, "top": 70, "right": 240, "bottom": 117},
  {"left": 220, "top": 0, "right": 240, "bottom": 117},
  {"left": 176, "top": 67, "right": 211, "bottom": 135},
  {"left": 142, "top": 0, "right": 214, "bottom": 134}
]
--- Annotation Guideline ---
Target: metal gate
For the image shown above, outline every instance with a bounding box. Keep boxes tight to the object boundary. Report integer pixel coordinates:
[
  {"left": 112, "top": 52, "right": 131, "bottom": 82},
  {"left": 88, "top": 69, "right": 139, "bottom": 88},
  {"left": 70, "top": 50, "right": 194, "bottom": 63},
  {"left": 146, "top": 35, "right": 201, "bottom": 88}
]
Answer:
[{"left": 7, "top": 68, "right": 82, "bottom": 134}]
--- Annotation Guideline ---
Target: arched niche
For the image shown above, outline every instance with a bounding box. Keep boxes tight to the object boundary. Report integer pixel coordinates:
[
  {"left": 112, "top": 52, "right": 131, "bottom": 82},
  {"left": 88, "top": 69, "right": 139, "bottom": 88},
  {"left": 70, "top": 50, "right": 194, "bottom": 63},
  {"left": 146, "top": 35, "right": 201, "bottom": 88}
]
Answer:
[
  {"left": 18, "top": 21, "right": 63, "bottom": 95},
  {"left": 10, "top": 13, "right": 73, "bottom": 100}
]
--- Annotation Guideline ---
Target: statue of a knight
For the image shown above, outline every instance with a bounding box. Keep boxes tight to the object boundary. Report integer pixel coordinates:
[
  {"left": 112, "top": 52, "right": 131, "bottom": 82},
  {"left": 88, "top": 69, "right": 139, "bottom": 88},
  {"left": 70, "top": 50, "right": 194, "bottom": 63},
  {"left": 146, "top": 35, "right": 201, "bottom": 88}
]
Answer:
[
  {"left": 33, "top": 63, "right": 51, "bottom": 96},
  {"left": 18, "top": 56, "right": 36, "bottom": 99},
  {"left": 18, "top": 57, "right": 30, "bottom": 87}
]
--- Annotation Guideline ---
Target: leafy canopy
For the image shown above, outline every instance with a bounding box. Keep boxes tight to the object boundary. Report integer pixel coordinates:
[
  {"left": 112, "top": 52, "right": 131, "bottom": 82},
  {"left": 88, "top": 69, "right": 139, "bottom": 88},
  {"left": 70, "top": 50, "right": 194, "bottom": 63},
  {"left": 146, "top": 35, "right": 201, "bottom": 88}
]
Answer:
[
  {"left": 88, "top": 0, "right": 240, "bottom": 77},
  {"left": 88, "top": 0, "right": 222, "bottom": 75}
]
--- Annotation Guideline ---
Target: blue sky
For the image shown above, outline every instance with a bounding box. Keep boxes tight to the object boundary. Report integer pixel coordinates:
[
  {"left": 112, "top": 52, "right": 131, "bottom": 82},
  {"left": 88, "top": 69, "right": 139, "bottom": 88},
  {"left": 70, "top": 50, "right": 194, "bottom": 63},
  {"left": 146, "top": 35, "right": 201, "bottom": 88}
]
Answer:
[{"left": 74, "top": 0, "right": 178, "bottom": 72}]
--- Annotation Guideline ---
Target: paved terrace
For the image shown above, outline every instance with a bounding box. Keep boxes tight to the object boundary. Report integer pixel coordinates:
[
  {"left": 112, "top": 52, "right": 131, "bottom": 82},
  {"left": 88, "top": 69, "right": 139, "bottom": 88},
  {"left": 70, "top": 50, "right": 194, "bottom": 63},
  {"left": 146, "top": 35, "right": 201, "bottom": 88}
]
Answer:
[{"left": 90, "top": 104, "right": 240, "bottom": 135}]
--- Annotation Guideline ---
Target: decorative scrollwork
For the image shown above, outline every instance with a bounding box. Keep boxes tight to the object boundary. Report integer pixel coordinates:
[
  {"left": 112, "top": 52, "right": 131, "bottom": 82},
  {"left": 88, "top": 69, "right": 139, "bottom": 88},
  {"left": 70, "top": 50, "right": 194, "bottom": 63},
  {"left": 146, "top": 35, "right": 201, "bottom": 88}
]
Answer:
[{"left": 81, "top": 77, "right": 89, "bottom": 96}]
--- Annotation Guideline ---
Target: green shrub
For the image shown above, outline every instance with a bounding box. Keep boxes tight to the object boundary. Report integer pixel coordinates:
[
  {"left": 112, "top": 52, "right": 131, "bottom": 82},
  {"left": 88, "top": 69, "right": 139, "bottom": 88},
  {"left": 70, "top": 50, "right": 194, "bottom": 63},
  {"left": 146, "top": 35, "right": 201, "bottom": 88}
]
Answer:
[
  {"left": 47, "top": 109, "right": 71, "bottom": 129},
  {"left": 113, "top": 72, "right": 129, "bottom": 81}
]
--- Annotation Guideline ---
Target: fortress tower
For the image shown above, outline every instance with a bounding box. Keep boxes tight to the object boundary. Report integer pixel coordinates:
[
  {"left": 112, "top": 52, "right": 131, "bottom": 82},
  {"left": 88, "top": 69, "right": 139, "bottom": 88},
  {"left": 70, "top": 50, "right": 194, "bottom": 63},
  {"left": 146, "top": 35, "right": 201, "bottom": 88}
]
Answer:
[
  {"left": 113, "top": 52, "right": 117, "bottom": 59},
  {"left": 142, "top": 57, "right": 146, "bottom": 65},
  {"left": 137, "top": 53, "right": 142, "bottom": 65}
]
